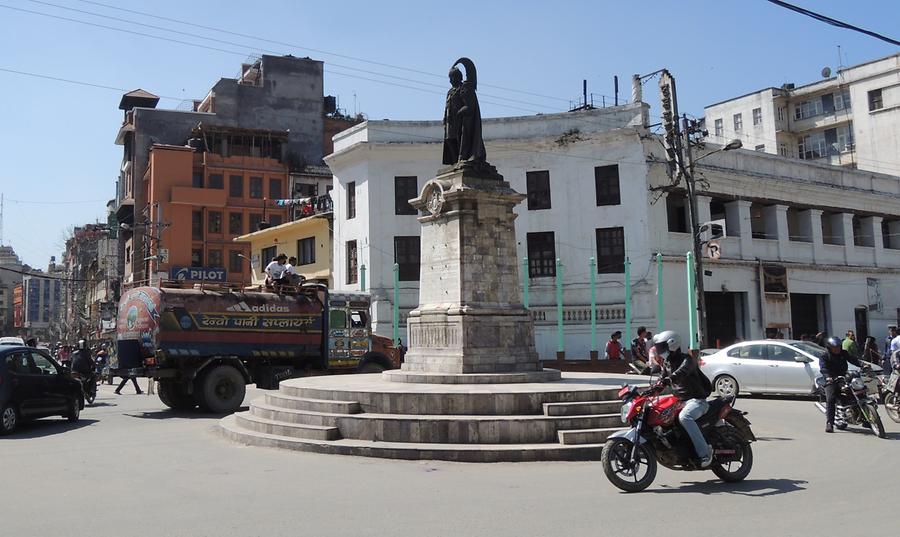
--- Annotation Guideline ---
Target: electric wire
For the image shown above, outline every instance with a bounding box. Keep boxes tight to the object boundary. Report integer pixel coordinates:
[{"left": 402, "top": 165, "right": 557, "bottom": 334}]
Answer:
[{"left": 764, "top": 0, "right": 900, "bottom": 46}]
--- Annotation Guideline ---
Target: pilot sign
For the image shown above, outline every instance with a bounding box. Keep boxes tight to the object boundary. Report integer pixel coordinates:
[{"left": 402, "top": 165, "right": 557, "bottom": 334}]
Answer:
[{"left": 170, "top": 266, "right": 227, "bottom": 282}]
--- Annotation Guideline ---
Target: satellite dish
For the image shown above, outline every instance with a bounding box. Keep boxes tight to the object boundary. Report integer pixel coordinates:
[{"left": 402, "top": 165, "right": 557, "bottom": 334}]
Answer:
[{"left": 821, "top": 67, "right": 832, "bottom": 78}]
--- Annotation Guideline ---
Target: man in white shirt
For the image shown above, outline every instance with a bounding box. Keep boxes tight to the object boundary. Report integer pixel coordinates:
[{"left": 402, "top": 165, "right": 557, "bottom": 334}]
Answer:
[
  {"left": 264, "top": 254, "right": 288, "bottom": 289},
  {"left": 284, "top": 256, "right": 305, "bottom": 286}
]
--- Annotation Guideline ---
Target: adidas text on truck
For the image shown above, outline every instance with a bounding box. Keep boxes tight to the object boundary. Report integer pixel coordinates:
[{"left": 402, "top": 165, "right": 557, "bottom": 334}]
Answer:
[{"left": 225, "top": 301, "right": 290, "bottom": 313}]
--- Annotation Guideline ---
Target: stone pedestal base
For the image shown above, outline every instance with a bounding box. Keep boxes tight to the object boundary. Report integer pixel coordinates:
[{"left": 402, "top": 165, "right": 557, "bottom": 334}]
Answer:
[{"left": 402, "top": 308, "right": 540, "bottom": 375}]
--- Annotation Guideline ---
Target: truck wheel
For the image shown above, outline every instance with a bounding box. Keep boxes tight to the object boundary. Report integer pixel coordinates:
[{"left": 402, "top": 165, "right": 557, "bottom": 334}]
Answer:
[
  {"left": 196, "top": 365, "right": 246, "bottom": 414},
  {"left": 157, "top": 380, "right": 197, "bottom": 411},
  {"left": 357, "top": 362, "right": 386, "bottom": 374}
]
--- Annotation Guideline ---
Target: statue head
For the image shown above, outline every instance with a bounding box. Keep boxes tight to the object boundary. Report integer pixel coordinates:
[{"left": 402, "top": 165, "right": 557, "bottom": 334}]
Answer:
[{"left": 448, "top": 66, "right": 463, "bottom": 87}]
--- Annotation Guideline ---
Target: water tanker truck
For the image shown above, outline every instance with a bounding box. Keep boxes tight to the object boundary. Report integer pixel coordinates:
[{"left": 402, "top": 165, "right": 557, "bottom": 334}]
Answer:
[{"left": 114, "top": 284, "right": 399, "bottom": 413}]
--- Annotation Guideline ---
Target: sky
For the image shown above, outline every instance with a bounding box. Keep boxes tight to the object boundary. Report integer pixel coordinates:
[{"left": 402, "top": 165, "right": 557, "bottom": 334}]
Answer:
[{"left": 0, "top": 0, "right": 898, "bottom": 268}]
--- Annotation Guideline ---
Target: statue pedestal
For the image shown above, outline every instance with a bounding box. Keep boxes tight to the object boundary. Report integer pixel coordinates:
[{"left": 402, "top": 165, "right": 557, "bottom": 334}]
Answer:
[{"left": 393, "top": 164, "right": 559, "bottom": 383}]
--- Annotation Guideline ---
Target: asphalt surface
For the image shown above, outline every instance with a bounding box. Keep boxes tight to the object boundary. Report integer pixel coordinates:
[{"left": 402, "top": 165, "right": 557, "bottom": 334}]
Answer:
[{"left": 2, "top": 378, "right": 897, "bottom": 537}]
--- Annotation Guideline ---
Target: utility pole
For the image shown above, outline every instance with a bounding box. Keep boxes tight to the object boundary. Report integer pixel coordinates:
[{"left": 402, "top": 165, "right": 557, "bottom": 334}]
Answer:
[{"left": 682, "top": 114, "right": 707, "bottom": 348}]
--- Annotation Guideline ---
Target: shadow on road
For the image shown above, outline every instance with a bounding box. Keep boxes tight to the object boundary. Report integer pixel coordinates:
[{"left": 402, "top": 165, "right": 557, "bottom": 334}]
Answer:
[
  {"left": 124, "top": 406, "right": 249, "bottom": 420},
  {"left": 86, "top": 402, "right": 117, "bottom": 408},
  {"left": 0, "top": 418, "right": 99, "bottom": 439},
  {"left": 754, "top": 436, "right": 794, "bottom": 442},
  {"left": 649, "top": 478, "right": 808, "bottom": 497},
  {"left": 836, "top": 427, "right": 900, "bottom": 440}
]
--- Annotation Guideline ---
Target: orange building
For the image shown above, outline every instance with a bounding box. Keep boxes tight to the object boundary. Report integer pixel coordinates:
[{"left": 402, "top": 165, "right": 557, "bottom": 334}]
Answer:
[{"left": 135, "top": 125, "right": 289, "bottom": 286}]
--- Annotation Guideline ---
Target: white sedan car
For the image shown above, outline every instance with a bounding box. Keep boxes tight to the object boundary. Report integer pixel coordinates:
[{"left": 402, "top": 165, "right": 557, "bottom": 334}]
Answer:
[{"left": 700, "top": 339, "right": 878, "bottom": 396}]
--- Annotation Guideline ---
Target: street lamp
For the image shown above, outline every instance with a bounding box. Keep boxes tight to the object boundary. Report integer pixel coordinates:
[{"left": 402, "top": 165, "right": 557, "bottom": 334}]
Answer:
[{"left": 683, "top": 137, "right": 742, "bottom": 349}]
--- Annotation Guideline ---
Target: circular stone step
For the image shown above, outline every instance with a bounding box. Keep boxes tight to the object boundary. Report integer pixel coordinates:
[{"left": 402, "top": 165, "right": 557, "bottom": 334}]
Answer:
[
  {"left": 383, "top": 369, "right": 562, "bottom": 384},
  {"left": 220, "top": 415, "right": 606, "bottom": 462}
]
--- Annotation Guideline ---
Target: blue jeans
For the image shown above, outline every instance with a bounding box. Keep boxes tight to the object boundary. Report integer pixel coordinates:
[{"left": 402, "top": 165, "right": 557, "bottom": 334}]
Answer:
[{"left": 679, "top": 398, "right": 710, "bottom": 459}]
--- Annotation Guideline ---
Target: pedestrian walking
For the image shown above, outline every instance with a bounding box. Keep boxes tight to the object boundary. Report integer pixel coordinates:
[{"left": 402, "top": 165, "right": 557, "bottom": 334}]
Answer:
[
  {"left": 115, "top": 375, "right": 143, "bottom": 395},
  {"left": 862, "top": 336, "right": 881, "bottom": 367},
  {"left": 842, "top": 330, "right": 859, "bottom": 358},
  {"left": 885, "top": 326, "right": 898, "bottom": 357}
]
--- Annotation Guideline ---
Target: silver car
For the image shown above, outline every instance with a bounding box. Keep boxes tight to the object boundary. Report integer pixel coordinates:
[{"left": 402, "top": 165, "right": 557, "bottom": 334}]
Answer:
[{"left": 700, "top": 339, "right": 877, "bottom": 396}]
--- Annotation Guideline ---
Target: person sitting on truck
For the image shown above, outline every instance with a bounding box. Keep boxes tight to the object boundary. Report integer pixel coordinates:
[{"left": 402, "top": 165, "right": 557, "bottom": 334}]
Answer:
[
  {"left": 284, "top": 256, "right": 306, "bottom": 287},
  {"left": 265, "top": 254, "right": 289, "bottom": 290}
]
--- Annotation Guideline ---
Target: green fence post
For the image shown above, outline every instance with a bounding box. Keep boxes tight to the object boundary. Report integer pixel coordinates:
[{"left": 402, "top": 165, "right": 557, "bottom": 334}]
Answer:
[
  {"left": 624, "top": 256, "right": 632, "bottom": 352},
  {"left": 686, "top": 251, "right": 698, "bottom": 350},
  {"left": 556, "top": 258, "right": 564, "bottom": 356},
  {"left": 392, "top": 263, "right": 400, "bottom": 344},
  {"left": 589, "top": 257, "right": 597, "bottom": 357},
  {"left": 359, "top": 263, "right": 366, "bottom": 292},
  {"left": 656, "top": 252, "right": 664, "bottom": 331},
  {"left": 522, "top": 256, "right": 530, "bottom": 308}
]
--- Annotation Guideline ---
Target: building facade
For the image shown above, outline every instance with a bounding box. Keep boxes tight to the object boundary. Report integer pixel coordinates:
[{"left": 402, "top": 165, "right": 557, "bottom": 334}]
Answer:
[
  {"left": 113, "top": 54, "right": 355, "bottom": 288},
  {"left": 0, "top": 245, "right": 24, "bottom": 334},
  {"left": 704, "top": 53, "right": 900, "bottom": 175},
  {"left": 326, "top": 105, "right": 900, "bottom": 359},
  {"left": 233, "top": 202, "right": 334, "bottom": 287}
]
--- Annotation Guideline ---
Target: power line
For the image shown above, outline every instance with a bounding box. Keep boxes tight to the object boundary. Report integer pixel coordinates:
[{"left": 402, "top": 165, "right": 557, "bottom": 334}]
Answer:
[
  {"left": 2, "top": 2, "right": 571, "bottom": 116},
  {"left": 27, "top": 0, "right": 561, "bottom": 111},
  {"left": 5, "top": 198, "right": 108, "bottom": 205},
  {"left": 72, "top": 0, "right": 582, "bottom": 104},
  {"left": 764, "top": 0, "right": 900, "bottom": 46}
]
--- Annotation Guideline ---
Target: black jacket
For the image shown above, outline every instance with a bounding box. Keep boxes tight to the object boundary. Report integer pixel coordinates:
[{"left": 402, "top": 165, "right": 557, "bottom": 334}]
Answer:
[
  {"left": 664, "top": 350, "right": 712, "bottom": 401},
  {"left": 818, "top": 349, "right": 862, "bottom": 378},
  {"left": 72, "top": 349, "right": 94, "bottom": 375}
]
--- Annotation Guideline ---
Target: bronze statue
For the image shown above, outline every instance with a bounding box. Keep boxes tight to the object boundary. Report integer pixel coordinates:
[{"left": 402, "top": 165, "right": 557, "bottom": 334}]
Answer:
[{"left": 442, "top": 58, "right": 487, "bottom": 166}]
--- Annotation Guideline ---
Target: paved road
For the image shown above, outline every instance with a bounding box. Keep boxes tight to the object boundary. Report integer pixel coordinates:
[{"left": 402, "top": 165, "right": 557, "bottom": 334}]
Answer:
[{"left": 2, "top": 380, "right": 897, "bottom": 537}]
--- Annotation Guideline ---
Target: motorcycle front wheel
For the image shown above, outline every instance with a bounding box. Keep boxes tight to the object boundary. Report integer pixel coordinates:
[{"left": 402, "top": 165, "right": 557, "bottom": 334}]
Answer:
[
  {"left": 600, "top": 437, "right": 657, "bottom": 493},
  {"left": 861, "top": 404, "right": 886, "bottom": 439},
  {"left": 884, "top": 393, "right": 900, "bottom": 423}
]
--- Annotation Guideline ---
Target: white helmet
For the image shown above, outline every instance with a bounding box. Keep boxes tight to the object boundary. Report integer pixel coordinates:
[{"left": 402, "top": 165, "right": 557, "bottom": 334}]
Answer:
[{"left": 652, "top": 330, "right": 681, "bottom": 359}]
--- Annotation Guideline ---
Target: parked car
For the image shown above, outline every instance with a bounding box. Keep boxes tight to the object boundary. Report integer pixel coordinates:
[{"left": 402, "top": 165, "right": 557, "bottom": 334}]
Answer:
[
  {"left": 0, "top": 346, "right": 84, "bottom": 435},
  {"left": 0, "top": 336, "right": 25, "bottom": 347},
  {"left": 700, "top": 339, "right": 881, "bottom": 397}
]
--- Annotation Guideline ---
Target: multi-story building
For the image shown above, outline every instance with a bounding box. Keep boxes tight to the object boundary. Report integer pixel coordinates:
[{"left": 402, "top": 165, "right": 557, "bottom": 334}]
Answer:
[
  {"left": 19, "top": 261, "right": 64, "bottom": 343},
  {"left": 326, "top": 102, "right": 900, "bottom": 359},
  {"left": 114, "top": 54, "right": 355, "bottom": 288},
  {"left": 140, "top": 127, "right": 290, "bottom": 286},
  {"left": 0, "top": 245, "right": 24, "bottom": 334},
  {"left": 704, "top": 52, "right": 900, "bottom": 175}
]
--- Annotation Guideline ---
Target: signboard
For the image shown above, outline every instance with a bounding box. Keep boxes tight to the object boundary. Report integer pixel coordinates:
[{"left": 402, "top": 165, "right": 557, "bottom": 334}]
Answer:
[
  {"left": 762, "top": 264, "right": 788, "bottom": 294},
  {"left": 705, "top": 240, "right": 721, "bottom": 260},
  {"left": 658, "top": 69, "right": 681, "bottom": 176},
  {"left": 158, "top": 248, "right": 169, "bottom": 264},
  {"left": 170, "top": 266, "right": 227, "bottom": 282},
  {"left": 867, "top": 278, "right": 882, "bottom": 312}
]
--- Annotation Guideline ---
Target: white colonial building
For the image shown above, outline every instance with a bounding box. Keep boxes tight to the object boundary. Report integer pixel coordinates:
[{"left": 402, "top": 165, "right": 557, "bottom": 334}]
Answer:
[
  {"left": 704, "top": 52, "right": 900, "bottom": 176},
  {"left": 325, "top": 101, "right": 900, "bottom": 359}
]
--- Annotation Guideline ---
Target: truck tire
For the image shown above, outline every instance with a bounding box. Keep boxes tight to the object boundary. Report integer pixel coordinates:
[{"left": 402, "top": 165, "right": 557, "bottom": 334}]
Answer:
[
  {"left": 357, "top": 362, "right": 386, "bottom": 374},
  {"left": 157, "top": 380, "right": 197, "bottom": 411},
  {"left": 196, "top": 365, "right": 246, "bottom": 414}
]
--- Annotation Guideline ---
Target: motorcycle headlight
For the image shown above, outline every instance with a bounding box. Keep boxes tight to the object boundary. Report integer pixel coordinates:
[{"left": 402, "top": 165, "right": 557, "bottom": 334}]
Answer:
[
  {"left": 620, "top": 401, "right": 633, "bottom": 423},
  {"left": 850, "top": 378, "right": 865, "bottom": 391}
]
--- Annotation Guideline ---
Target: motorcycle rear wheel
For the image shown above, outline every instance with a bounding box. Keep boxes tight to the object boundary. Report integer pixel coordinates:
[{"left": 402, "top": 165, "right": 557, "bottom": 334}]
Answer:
[
  {"left": 600, "top": 438, "right": 657, "bottom": 493},
  {"left": 711, "top": 442, "right": 753, "bottom": 482},
  {"left": 884, "top": 393, "right": 900, "bottom": 423}
]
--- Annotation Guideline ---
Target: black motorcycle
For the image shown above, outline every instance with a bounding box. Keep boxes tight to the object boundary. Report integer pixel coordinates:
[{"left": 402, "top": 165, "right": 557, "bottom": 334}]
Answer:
[
  {"left": 71, "top": 371, "right": 98, "bottom": 406},
  {"left": 815, "top": 370, "right": 886, "bottom": 438}
]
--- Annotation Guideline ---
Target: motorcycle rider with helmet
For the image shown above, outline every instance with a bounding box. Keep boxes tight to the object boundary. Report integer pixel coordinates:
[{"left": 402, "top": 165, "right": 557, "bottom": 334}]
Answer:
[
  {"left": 652, "top": 330, "right": 714, "bottom": 468},
  {"left": 820, "top": 336, "right": 866, "bottom": 433},
  {"left": 71, "top": 339, "right": 94, "bottom": 377}
]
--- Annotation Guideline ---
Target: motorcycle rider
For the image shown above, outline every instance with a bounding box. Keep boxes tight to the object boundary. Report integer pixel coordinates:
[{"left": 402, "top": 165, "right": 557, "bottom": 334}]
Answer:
[
  {"left": 820, "top": 336, "right": 866, "bottom": 433},
  {"left": 653, "top": 330, "right": 714, "bottom": 468},
  {"left": 71, "top": 339, "right": 95, "bottom": 380}
]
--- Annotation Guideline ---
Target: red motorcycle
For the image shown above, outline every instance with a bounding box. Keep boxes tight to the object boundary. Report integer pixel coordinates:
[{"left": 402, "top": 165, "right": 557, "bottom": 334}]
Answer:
[{"left": 600, "top": 381, "right": 756, "bottom": 492}]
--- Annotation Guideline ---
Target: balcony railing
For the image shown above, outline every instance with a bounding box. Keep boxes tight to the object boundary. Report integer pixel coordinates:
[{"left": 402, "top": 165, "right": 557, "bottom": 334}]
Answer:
[{"left": 286, "top": 194, "right": 333, "bottom": 221}]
